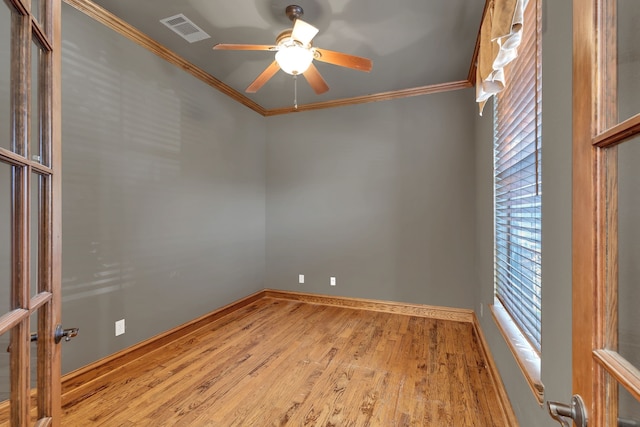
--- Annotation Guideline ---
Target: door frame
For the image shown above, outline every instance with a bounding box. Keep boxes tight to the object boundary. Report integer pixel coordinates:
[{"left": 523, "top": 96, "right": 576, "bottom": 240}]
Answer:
[
  {"left": 572, "top": 0, "right": 597, "bottom": 418},
  {"left": 573, "top": 0, "right": 640, "bottom": 424}
]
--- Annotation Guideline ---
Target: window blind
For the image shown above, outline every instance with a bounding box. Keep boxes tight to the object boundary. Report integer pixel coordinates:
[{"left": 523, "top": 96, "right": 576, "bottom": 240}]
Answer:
[{"left": 493, "top": 0, "right": 542, "bottom": 352}]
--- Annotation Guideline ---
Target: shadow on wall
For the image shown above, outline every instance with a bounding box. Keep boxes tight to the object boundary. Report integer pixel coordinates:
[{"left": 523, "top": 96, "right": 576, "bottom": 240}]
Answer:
[{"left": 59, "top": 3, "right": 266, "bottom": 374}]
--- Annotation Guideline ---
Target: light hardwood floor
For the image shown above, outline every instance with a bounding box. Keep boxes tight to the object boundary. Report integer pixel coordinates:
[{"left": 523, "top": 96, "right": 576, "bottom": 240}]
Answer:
[{"left": 56, "top": 297, "right": 512, "bottom": 426}]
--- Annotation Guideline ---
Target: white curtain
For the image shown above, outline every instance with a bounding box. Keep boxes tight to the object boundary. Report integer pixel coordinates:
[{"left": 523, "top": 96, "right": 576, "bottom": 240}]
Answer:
[{"left": 476, "top": 0, "right": 528, "bottom": 115}]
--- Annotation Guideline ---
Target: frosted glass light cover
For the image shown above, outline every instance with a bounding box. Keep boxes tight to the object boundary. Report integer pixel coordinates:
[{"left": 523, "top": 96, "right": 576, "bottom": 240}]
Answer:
[{"left": 276, "top": 46, "right": 313, "bottom": 75}]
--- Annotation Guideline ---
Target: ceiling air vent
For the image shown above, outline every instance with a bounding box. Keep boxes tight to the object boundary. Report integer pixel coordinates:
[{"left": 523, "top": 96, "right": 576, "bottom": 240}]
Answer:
[{"left": 160, "top": 14, "right": 210, "bottom": 43}]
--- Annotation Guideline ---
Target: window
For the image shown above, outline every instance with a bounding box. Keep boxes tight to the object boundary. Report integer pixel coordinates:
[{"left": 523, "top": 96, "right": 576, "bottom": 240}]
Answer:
[{"left": 492, "top": 0, "right": 543, "bottom": 401}]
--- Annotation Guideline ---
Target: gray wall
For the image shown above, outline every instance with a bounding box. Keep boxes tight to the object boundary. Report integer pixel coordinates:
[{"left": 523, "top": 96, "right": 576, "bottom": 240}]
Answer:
[
  {"left": 60, "top": 4, "right": 266, "bottom": 373},
  {"left": 266, "top": 91, "right": 477, "bottom": 308},
  {"left": 475, "top": 0, "right": 573, "bottom": 425}
]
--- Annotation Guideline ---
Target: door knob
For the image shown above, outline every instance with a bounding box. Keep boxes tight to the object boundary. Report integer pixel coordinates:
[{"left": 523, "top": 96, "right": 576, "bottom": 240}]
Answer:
[{"left": 548, "top": 395, "right": 588, "bottom": 427}]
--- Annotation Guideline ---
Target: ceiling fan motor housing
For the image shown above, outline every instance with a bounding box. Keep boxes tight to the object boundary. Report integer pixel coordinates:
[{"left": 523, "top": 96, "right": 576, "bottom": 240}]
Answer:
[{"left": 285, "top": 5, "right": 304, "bottom": 21}]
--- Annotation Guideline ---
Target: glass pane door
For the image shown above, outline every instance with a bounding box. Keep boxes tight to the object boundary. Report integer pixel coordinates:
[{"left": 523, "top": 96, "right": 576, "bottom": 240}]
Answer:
[
  {"left": 590, "top": 0, "right": 640, "bottom": 424},
  {"left": 618, "top": 139, "right": 640, "bottom": 370},
  {"left": 617, "top": 0, "right": 640, "bottom": 123},
  {"left": 0, "top": 0, "right": 60, "bottom": 425},
  {"left": 0, "top": 5, "right": 9, "bottom": 153}
]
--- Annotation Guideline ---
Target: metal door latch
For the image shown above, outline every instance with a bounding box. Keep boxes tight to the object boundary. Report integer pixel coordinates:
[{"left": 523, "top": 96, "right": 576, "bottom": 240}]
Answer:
[
  {"left": 54, "top": 325, "right": 79, "bottom": 343},
  {"left": 5, "top": 334, "right": 38, "bottom": 352},
  {"left": 548, "top": 395, "right": 588, "bottom": 427},
  {"left": 6, "top": 325, "right": 79, "bottom": 352}
]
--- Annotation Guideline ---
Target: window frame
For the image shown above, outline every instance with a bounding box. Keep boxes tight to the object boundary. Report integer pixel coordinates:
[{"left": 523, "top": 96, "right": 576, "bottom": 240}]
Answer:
[{"left": 490, "top": 0, "right": 544, "bottom": 404}]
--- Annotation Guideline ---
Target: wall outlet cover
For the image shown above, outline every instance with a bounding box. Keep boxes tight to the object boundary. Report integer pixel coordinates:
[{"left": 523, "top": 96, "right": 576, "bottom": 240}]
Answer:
[
  {"left": 115, "top": 319, "right": 125, "bottom": 336},
  {"left": 299, "top": 274, "right": 304, "bottom": 284},
  {"left": 330, "top": 277, "right": 336, "bottom": 286}
]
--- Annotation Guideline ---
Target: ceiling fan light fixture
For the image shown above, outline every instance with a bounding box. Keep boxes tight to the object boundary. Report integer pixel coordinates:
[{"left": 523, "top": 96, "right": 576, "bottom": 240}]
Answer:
[
  {"left": 213, "top": 4, "right": 371, "bottom": 94},
  {"left": 275, "top": 44, "right": 314, "bottom": 75}
]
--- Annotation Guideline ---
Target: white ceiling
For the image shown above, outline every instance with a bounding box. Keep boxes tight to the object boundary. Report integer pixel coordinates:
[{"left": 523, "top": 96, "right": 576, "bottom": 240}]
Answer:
[{"left": 88, "top": 0, "right": 485, "bottom": 111}]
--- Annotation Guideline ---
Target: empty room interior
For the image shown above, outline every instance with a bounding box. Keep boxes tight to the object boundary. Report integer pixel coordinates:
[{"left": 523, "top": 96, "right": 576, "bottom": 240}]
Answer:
[{"left": 5, "top": 0, "right": 640, "bottom": 426}]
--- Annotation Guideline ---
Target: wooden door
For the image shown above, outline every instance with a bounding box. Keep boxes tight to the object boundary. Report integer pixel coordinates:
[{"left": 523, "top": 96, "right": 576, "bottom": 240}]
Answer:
[
  {"left": 573, "top": 0, "right": 640, "bottom": 424},
  {"left": 0, "top": 0, "right": 61, "bottom": 425}
]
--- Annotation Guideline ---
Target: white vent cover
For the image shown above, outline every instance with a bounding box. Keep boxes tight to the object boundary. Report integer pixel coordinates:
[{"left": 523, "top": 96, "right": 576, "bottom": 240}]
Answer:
[{"left": 160, "top": 14, "right": 210, "bottom": 43}]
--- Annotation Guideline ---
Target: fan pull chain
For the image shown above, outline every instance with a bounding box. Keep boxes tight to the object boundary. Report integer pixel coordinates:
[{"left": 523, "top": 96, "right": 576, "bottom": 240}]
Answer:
[{"left": 293, "top": 74, "right": 298, "bottom": 110}]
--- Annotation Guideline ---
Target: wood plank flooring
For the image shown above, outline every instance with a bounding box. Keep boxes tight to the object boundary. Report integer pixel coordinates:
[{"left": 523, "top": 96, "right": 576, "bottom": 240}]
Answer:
[{"left": 56, "top": 297, "right": 511, "bottom": 426}]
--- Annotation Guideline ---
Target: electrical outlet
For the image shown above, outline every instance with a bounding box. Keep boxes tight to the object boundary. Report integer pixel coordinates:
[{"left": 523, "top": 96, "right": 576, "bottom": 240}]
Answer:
[
  {"left": 480, "top": 304, "right": 484, "bottom": 317},
  {"left": 330, "top": 276, "right": 336, "bottom": 286},
  {"left": 299, "top": 274, "right": 305, "bottom": 284},
  {"left": 115, "top": 319, "right": 125, "bottom": 336}
]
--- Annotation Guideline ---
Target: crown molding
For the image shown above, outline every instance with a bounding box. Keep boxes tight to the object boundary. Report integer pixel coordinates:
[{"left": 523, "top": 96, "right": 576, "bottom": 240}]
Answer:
[{"left": 64, "top": 0, "right": 482, "bottom": 116}]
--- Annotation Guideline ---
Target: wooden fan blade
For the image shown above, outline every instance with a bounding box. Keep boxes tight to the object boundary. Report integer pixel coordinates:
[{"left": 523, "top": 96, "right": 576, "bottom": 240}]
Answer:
[
  {"left": 314, "top": 48, "right": 372, "bottom": 72},
  {"left": 246, "top": 61, "right": 281, "bottom": 93},
  {"left": 303, "top": 63, "right": 329, "bottom": 94},
  {"left": 213, "top": 43, "right": 277, "bottom": 51},
  {"left": 291, "top": 19, "right": 319, "bottom": 45}
]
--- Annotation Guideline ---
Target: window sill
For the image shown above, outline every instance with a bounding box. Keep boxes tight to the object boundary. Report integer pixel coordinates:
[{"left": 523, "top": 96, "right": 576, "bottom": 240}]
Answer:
[{"left": 490, "top": 302, "right": 544, "bottom": 405}]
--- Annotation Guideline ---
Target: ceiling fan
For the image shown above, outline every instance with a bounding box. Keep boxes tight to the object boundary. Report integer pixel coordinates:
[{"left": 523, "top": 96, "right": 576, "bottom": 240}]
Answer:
[{"left": 212, "top": 5, "right": 372, "bottom": 95}]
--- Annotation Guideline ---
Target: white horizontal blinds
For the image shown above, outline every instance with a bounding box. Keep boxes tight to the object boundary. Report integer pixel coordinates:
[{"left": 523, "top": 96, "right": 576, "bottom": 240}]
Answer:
[{"left": 494, "top": 0, "right": 542, "bottom": 352}]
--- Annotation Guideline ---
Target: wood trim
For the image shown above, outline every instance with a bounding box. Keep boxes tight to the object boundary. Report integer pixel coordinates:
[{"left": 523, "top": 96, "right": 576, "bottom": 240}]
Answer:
[
  {"left": 0, "top": 308, "right": 30, "bottom": 336},
  {"left": 572, "top": 0, "right": 597, "bottom": 418},
  {"left": 48, "top": 0, "right": 63, "bottom": 423},
  {"left": 490, "top": 303, "right": 544, "bottom": 404},
  {"left": 29, "top": 291, "right": 52, "bottom": 311},
  {"left": 0, "top": 147, "right": 53, "bottom": 174},
  {"left": 60, "top": 290, "right": 267, "bottom": 396},
  {"left": 63, "top": 0, "right": 475, "bottom": 116},
  {"left": 263, "top": 289, "right": 475, "bottom": 322},
  {"left": 472, "top": 312, "right": 519, "bottom": 426},
  {"left": 11, "top": 11, "right": 31, "bottom": 423},
  {"left": 599, "top": 144, "right": 618, "bottom": 426},
  {"left": 8, "top": 0, "right": 29, "bottom": 17},
  {"left": 593, "top": 1, "right": 619, "bottom": 425},
  {"left": 30, "top": 162, "right": 53, "bottom": 175},
  {"left": 62, "top": 0, "right": 268, "bottom": 116},
  {"left": 467, "top": 0, "right": 491, "bottom": 84},
  {"left": 263, "top": 80, "right": 472, "bottom": 116},
  {"left": 31, "top": 18, "right": 53, "bottom": 53},
  {"left": 593, "top": 113, "right": 640, "bottom": 148},
  {"left": 0, "top": 147, "right": 28, "bottom": 165},
  {"left": 594, "top": 349, "right": 640, "bottom": 403}
]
